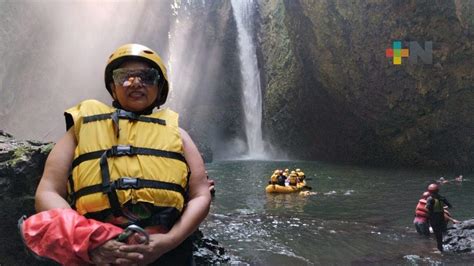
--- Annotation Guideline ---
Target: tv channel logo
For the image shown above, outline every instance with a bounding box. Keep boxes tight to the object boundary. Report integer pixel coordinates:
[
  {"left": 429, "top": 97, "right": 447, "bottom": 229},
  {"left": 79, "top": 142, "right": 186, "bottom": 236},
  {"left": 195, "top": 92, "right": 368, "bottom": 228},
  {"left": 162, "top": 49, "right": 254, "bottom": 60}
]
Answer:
[{"left": 386, "top": 41, "right": 432, "bottom": 65}]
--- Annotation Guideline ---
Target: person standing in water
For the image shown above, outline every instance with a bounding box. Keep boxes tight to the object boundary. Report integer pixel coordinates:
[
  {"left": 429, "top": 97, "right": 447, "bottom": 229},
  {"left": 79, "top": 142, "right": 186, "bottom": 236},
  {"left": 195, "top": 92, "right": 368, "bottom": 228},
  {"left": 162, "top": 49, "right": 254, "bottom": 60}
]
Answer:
[
  {"left": 454, "top": 175, "right": 463, "bottom": 182},
  {"left": 425, "top": 183, "right": 452, "bottom": 252},
  {"left": 413, "top": 191, "right": 431, "bottom": 236}
]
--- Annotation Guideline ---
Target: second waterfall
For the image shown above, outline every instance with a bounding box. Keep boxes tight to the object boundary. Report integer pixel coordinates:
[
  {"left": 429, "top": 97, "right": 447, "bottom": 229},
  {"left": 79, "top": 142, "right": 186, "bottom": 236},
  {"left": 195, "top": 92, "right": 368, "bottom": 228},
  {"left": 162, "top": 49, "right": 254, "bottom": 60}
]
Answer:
[{"left": 231, "top": 0, "right": 268, "bottom": 159}]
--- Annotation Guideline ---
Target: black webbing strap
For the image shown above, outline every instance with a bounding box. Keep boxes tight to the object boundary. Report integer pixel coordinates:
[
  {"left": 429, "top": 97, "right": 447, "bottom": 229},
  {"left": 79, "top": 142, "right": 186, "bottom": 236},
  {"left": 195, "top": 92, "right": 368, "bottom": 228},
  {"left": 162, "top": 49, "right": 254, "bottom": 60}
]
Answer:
[
  {"left": 83, "top": 113, "right": 113, "bottom": 124},
  {"left": 83, "top": 110, "right": 166, "bottom": 125},
  {"left": 100, "top": 151, "right": 122, "bottom": 216},
  {"left": 72, "top": 150, "right": 107, "bottom": 169},
  {"left": 73, "top": 178, "right": 186, "bottom": 202},
  {"left": 184, "top": 169, "right": 191, "bottom": 202},
  {"left": 98, "top": 145, "right": 186, "bottom": 217},
  {"left": 67, "top": 174, "right": 76, "bottom": 207},
  {"left": 70, "top": 145, "right": 187, "bottom": 216},
  {"left": 71, "top": 146, "right": 186, "bottom": 170},
  {"left": 106, "top": 145, "right": 186, "bottom": 163}
]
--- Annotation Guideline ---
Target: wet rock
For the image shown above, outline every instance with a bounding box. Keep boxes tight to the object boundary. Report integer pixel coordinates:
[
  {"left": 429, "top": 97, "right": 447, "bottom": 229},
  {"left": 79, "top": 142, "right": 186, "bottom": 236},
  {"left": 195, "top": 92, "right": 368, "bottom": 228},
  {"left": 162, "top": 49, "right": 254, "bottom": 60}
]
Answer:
[
  {"left": 0, "top": 130, "right": 53, "bottom": 198},
  {"left": 0, "top": 130, "right": 53, "bottom": 265},
  {"left": 191, "top": 230, "right": 231, "bottom": 265},
  {"left": 403, "top": 255, "right": 442, "bottom": 265},
  {"left": 444, "top": 219, "right": 474, "bottom": 253}
]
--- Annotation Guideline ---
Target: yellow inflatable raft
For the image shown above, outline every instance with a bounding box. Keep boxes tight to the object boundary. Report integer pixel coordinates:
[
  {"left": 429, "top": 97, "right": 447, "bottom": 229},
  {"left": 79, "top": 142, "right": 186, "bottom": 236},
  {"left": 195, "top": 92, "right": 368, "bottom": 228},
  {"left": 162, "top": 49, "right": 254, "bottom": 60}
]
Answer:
[{"left": 265, "top": 180, "right": 307, "bottom": 193}]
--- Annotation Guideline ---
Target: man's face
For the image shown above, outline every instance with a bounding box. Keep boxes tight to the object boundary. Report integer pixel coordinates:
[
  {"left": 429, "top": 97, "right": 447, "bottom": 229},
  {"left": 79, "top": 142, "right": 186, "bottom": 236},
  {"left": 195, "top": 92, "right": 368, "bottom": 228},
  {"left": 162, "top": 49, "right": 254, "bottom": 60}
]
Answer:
[{"left": 110, "top": 60, "right": 160, "bottom": 112}]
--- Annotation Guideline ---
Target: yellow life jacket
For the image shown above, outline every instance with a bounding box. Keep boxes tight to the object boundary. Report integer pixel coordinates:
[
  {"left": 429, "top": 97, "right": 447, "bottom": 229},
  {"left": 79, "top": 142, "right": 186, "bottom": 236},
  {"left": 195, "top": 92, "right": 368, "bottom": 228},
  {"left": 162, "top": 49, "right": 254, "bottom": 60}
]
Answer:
[
  {"left": 65, "top": 100, "right": 189, "bottom": 223},
  {"left": 270, "top": 174, "right": 278, "bottom": 183},
  {"left": 289, "top": 174, "right": 297, "bottom": 186}
]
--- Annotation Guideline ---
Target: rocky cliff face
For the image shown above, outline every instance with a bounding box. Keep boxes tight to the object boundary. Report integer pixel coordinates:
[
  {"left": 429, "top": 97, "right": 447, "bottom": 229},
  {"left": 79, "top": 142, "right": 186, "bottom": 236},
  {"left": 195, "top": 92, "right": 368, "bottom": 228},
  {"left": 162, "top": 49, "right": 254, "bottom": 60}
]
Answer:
[
  {"left": 0, "top": 130, "right": 53, "bottom": 265},
  {"left": 257, "top": 0, "right": 473, "bottom": 171},
  {"left": 168, "top": 1, "right": 245, "bottom": 158},
  {"left": 0, "top": 1, "right": 472, "bottom": 170}
]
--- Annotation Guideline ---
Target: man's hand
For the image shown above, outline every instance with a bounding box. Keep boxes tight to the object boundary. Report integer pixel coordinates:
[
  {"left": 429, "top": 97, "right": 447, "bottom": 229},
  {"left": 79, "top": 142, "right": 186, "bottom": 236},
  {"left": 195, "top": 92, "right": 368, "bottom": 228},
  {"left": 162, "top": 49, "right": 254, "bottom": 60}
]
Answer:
[
  {"left": 118, "top": 233, "right": 175, "bottom": 265},
  {"left": 90, "top": 239, "right": 143, "bottom": 265}
]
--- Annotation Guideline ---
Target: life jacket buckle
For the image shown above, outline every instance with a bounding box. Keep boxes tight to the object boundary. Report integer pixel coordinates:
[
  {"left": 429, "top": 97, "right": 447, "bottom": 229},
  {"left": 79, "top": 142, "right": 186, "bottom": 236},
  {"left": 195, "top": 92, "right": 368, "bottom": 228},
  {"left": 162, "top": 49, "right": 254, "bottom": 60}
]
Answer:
[
  {"left": 117, "top": 109, "right": 140, "bottom": 120},
  {"left": 117, "top": 177, "right": 139, "bottom": 189},
  {"left": 112, "top": 145, "right": 132, "bottom": 156}
]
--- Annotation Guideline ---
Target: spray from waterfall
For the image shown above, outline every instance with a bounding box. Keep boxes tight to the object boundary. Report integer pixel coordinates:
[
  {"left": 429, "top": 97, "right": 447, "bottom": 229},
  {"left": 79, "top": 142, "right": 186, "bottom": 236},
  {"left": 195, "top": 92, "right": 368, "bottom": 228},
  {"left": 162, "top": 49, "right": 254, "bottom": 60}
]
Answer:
[{"left": 231, "top": 0, "right": 268, "bottom": 159}]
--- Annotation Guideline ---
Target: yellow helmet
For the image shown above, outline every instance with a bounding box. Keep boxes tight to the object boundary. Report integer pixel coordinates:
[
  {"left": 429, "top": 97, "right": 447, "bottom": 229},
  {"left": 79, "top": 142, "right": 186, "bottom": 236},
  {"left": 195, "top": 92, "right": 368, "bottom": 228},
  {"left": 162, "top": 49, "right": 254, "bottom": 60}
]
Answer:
[
  {"left": 104, "top": 44, "right": 169, "bottom": 107},
  {"left": 296, "top": 168, "right": 301, "bottom": 172}
]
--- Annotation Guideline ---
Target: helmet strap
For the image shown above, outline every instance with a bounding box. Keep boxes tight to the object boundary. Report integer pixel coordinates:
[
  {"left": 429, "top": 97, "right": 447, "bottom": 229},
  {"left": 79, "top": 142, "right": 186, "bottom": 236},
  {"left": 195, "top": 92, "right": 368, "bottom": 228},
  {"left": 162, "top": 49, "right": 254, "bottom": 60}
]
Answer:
[{"left": 154, "top": 79, "right": 166, "bottom": 108}]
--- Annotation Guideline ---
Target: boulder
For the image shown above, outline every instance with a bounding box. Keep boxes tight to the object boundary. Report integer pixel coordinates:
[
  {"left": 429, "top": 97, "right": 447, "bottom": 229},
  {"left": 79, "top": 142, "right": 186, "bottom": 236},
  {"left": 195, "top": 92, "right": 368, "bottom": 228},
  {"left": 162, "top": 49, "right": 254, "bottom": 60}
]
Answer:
[
  {"left": 0, "top": 130, "right": 53, "bottom": 265},
  {"left": 191, "top": 230, "right": 231, "bottom": 264},
  {"left": 444, "top": 219, "right": 474, "bottom": 253}
]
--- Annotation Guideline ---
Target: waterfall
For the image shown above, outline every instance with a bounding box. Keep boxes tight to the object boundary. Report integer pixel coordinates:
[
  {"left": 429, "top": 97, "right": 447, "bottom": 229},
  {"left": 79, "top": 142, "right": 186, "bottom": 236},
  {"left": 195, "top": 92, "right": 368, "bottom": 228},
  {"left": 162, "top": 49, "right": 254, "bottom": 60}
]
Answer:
[{"left": 231, "top": 0, "right": 267, "bottom": 158}]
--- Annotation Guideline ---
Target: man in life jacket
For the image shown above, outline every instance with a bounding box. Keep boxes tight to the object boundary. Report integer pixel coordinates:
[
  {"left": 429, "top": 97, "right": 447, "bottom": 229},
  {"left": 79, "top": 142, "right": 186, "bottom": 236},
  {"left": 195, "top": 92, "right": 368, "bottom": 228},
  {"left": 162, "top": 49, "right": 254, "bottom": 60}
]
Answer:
[
  {"left": 30, "top": 44, "right": 211, "bottom": 265},
  {"left": 295, "top": 168, "right": 306, "bottom": 181},
  {"left": 413, "top": 191, "right": 430, "bottom": 236},
  {"left": 277, "top": 170, "right": 286, "bottom": 186},
  {"left": 270, "top": 170, "right": 279, "bottom": 185},
  {"left": 289, "top": 171, "right": 298, "bottom": 186},
  {"left": 425, "top": 183, "right": 452, "bottom": 252}
]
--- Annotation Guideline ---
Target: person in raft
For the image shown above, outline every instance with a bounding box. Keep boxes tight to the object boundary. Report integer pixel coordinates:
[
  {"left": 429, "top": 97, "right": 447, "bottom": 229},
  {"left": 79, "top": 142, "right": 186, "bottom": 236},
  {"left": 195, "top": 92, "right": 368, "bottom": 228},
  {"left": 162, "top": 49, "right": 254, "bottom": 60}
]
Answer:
[
  {"left": 295, "top": 168, "right": 306, "bottom": 182},
  {"left": 32, "top": 44, "right": 211, "bottom": 265},
  {"left": 270, "top": 169, "right": 280, "bottom": 185},
  {"left": 288, "top": 171, "right": 298, "bottom": 186},
  {"left": 425, "top": 183, "right": 452, "bottom": 252},
  {"left": 277, "top": 169, "right": 286, "bottom": 186}
]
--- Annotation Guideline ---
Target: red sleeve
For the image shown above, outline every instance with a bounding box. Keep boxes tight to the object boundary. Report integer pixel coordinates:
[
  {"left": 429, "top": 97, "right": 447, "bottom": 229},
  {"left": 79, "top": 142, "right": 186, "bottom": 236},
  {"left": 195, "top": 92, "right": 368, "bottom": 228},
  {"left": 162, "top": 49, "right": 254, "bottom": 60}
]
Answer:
[{"left": 19, "top": 208, "right": 123, "bottom": 265}]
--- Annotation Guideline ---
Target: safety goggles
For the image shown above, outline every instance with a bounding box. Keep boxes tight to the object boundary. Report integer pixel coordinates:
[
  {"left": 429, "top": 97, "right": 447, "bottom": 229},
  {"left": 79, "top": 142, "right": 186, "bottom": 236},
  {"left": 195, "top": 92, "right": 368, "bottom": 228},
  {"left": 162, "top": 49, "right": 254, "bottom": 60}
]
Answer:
[{"left": 112, "top": 68, "right": 161, "bottom": 87}]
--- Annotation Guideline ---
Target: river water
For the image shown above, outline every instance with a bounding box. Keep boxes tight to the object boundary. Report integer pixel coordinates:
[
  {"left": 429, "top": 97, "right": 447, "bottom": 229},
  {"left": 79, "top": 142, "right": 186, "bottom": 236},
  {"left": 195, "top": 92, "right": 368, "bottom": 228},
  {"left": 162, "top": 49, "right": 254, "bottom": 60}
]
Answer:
[{"left": 201, "top": 160, "right": 474, "bottom": 265}]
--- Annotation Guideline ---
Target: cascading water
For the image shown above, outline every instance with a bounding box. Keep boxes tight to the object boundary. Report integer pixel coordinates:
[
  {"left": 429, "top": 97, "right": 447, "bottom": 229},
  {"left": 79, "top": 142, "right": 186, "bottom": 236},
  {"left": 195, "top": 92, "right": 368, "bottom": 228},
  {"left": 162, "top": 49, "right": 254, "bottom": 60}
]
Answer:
[{"left": 231, "top": 0, "right": 267, "bottom": 159}]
